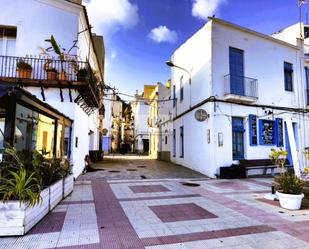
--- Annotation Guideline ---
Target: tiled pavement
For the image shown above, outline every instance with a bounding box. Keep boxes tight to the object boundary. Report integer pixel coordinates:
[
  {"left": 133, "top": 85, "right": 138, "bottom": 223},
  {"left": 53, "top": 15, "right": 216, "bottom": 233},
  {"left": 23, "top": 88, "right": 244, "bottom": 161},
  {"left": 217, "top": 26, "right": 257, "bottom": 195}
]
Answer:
[{"left": 1, "top": 178, "right": 309, "bottom": 249}]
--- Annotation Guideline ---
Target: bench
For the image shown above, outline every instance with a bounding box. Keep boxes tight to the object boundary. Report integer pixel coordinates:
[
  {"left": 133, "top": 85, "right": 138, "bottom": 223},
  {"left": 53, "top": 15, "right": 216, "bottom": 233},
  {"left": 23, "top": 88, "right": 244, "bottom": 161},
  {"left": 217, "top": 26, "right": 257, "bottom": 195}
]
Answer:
[{"left": 238, "top": 159, "right": 293, "bottom": 178}]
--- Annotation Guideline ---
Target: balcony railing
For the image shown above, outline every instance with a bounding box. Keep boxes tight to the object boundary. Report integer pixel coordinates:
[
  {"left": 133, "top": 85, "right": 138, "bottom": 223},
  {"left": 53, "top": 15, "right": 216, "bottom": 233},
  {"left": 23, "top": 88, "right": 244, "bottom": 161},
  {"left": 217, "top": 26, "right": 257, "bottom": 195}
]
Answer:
[
  {"left": 224, "top": 74, "right": 258, "bottom": 99},
  {"left": 0, "top": 55, "right": 101, "bottom": 107}
]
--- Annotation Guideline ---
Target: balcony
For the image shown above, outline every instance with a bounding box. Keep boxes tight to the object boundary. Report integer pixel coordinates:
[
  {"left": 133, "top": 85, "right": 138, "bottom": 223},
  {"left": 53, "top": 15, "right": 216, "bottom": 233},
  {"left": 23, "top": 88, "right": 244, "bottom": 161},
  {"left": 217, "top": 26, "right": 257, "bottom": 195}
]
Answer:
[
  {"left": 224, "top": 74, "right": 258, "bottom": 103},
  {"left": 0, "top": 55, "right": 102, "bottom": 108}
]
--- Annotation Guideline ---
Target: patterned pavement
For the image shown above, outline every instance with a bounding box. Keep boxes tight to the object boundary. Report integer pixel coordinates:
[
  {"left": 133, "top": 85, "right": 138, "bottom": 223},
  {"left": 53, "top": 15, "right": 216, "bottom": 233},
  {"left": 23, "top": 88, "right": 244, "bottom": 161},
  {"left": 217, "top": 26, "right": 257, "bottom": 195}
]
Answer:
[{"left": 1, "top": 177, "right": 309, "bottom": 249}]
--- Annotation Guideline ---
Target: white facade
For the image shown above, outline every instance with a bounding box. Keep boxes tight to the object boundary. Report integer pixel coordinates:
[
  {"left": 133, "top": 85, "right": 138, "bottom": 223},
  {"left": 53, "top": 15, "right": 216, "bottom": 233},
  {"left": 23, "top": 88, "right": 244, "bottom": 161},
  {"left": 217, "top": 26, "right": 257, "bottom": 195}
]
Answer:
[
  {"left": 0, "top": 0, "right": 104, "bottom": 177},
  {"left": 157, "top": 83, "right": 172, "bottom": 161},
  {"left": 169, "top": 18, "right": 309, "bottom": 178},
  {"left": 131, "top": 93, "right": 149, "bottom": 154}
]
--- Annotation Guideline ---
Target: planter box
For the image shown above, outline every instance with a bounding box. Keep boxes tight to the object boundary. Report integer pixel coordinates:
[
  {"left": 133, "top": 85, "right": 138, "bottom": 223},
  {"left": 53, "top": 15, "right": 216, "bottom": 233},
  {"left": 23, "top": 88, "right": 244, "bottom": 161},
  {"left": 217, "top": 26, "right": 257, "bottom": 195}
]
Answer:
[
  {"left": 0, "top": 188, "right": 49, "bottom": 236},
  {"left": 49, "top": 179, "right": 63, "bottom": 211},
  {"left": 63, "top": 174, "right": 74, "bottom": 198}
]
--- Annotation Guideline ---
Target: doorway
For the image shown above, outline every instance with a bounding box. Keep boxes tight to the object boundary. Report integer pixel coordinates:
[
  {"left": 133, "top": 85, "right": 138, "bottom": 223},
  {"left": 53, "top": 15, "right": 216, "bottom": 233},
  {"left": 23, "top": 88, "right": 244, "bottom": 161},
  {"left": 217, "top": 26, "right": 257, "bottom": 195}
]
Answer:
[{"left": 232, "top": 117, "right": 245, "bottom": 160}]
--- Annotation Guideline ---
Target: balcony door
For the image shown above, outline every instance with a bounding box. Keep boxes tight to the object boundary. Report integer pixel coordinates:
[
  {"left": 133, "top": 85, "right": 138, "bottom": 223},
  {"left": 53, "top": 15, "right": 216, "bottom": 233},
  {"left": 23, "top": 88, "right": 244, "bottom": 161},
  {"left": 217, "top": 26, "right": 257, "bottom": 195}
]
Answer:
[{"left": 229, "top": 47, "right": 244, "bottom": 96}]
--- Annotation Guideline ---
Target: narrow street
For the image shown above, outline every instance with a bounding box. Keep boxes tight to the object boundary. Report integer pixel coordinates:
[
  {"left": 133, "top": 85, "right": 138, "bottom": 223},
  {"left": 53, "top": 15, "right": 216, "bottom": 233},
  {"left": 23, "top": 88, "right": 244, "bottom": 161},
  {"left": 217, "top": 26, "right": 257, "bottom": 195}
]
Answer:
[
  {"left": 1, "top": 157, "right": 308, "bottom": 249},
  {"left": 79, "top": 155, "right": 207, "bottom": 181}
]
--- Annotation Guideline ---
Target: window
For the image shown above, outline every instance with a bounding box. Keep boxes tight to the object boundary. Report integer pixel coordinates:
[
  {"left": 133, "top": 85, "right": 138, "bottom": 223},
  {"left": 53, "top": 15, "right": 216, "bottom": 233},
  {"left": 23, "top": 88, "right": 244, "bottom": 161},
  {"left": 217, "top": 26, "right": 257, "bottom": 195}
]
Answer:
[
  {"left": 15, "top": 104, "right": 55, "bottom": 159},
  {"left": 229, "top": 47, "right": 244, "bottom": 95},
  {"left": 165, "top": 135, "right": 167, "bottom": 145},
  {"left": 180, "top": 126, "right": 184, "bottom": 158},
  {"left": 305, "top": 67, "right": 309, "bottom": 105},
  {"left": 173, "top": 129, "right": 176, "bottom": 157},
  {"left": 173, "top": 85, "right": 176, "bottom": 108},
  {"left": 0, "top": 26, "right": 17, "bottom": 56},
  {"left": 284, "top": 62, "right": 293, "bottom": 91},
  {"left": 180, "top": 76, "right": 184, "bottom": 101},
  {"left": 259, "top": 119, "right": 275, "bottom": 145}
]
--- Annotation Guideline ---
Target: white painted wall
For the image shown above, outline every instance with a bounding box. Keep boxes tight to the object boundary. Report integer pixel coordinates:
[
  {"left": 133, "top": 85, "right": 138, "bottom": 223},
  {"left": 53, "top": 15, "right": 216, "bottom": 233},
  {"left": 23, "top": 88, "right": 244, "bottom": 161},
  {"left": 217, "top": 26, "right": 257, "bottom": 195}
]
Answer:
[
  {"left": 131, "top": 95, "right": 149, "bottom": 153},
  {"left": 170, "top": 18, "right": 309, "bottom": 177},
  {"left": 158, "top": 85, "right": 172, "bottom": 155}
]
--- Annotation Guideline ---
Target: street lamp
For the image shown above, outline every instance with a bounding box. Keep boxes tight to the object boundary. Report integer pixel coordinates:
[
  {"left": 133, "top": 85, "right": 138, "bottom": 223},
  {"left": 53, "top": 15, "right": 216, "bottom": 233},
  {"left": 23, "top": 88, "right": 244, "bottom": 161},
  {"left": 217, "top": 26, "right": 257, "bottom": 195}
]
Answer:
[{"left": 166, "top": 60, "right": 192, "bottom": 107}]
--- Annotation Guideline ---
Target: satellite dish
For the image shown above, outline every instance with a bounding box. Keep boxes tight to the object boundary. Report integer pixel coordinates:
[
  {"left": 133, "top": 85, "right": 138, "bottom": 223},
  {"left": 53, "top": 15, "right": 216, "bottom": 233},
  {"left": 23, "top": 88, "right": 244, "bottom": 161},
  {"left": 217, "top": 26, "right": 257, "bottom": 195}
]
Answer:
[{"left": 195, "top": 109, "right": 209, "bottom": 122}]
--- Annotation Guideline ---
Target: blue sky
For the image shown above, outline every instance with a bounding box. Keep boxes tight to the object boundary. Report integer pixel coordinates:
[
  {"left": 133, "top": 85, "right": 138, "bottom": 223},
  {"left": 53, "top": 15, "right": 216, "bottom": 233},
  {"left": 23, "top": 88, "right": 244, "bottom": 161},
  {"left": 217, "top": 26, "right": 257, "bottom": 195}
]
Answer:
[{"left": 84, "top": 0, "right": 309, "bottom": 98}]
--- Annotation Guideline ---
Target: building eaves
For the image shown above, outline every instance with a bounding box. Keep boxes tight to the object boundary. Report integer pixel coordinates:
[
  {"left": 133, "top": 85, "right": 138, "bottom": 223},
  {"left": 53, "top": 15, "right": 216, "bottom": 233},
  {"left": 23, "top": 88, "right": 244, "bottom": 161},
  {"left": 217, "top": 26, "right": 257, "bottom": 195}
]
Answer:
[{"left": 209, "top": 17, "right": 299, "bottom": 50}]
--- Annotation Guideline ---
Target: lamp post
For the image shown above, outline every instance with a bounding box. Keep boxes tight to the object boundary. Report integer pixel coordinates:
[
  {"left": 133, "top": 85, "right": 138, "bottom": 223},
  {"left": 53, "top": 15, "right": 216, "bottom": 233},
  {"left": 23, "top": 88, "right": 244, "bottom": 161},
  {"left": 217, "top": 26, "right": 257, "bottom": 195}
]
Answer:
[{"left": 166, "top": 60, "right": 192, "bottom": 108}]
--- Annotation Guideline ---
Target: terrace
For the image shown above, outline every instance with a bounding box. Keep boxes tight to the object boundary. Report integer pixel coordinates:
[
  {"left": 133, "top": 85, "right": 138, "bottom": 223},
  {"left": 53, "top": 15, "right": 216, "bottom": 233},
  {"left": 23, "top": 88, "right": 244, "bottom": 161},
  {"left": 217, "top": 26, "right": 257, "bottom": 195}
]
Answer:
[{"left": 0, "top": 55, "right": 102, "bottom": 109}]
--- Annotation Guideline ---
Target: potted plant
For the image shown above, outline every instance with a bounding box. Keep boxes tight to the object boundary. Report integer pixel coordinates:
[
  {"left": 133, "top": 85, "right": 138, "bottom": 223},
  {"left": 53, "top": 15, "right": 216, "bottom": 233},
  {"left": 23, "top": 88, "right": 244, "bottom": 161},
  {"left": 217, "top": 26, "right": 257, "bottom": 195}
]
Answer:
[
  {"left": 45, "top": 35, "right": 68, "bottom": 80},
  {"left": 275, "top": 172, "right": 304, "bottom": 210},
  {"left": 270, "top": 149, "right": 305, "bottom": 210},
  {"left": 0, "top": 146, "right": 49, "bottom": 236},
  {"left": 46, "top": 68, "right": 58, "bottom": 80},
  {"left": 76, "top": 68, "right": 88, "bottom": 81},
  {"left": 16, "top": 60, "right": 32, "bottom": 78}
]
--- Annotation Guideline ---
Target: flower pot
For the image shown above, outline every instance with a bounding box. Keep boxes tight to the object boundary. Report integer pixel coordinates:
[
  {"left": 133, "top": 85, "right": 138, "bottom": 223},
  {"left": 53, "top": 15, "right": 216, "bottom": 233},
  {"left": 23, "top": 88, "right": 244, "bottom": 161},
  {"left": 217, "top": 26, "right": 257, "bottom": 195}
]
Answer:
[
  {"left": 58, "top": 71, "right": 67, "bottom": 81},
  {"left": 17, "top": 69, "right": 32, "bottom": 79},
  {"left": 63, "top": 174, "right": 74, "bottom": 198},
  {"left": 276, "top": 191, "right": 304, "bottom": 210},
  {"left": 46, "top": 71, "right": 57, "bottom": 80},
  {"left": 0, "top": 188, "right": 49, "bottom": 236},
  {"left": 49, "top": 178, "right": 63, "bottom": 211}
]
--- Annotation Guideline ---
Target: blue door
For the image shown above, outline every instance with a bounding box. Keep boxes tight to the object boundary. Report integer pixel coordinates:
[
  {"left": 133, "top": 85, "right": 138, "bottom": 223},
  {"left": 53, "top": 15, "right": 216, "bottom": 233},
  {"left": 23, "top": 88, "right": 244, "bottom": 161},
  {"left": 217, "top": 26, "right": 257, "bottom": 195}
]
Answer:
[
  {"left": 229, "top": 47, "right": 244, "bottom": 95},
  {"left": 102, "top": 136, "right": 110, "bottom": 152},
  {"left": 232, "top": 117, "right": 245, "bottom": 160}
]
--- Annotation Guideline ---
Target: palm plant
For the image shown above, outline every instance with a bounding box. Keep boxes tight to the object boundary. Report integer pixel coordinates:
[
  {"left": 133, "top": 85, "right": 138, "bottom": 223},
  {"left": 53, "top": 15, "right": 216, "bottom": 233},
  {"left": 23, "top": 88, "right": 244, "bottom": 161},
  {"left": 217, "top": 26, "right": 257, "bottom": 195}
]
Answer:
[{"left": 0, "top": 168, "right": 41, "bottom": 207}]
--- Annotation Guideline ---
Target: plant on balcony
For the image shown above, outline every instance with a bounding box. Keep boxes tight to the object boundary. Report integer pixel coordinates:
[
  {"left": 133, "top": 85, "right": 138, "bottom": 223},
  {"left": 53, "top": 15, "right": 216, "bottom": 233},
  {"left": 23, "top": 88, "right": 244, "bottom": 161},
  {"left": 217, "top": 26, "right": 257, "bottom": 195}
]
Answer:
[
  {"left": 16, "top": 60, "right": 32, "bottom": 79},
  {"left": 45, "top": 35, "right": 68, "bottom": 80},
  {"left": 76, "top": 68, "right": 88, "bottom": 81},
  {"left": 46, "top": 68, "right": 58, "bottom": 80}
]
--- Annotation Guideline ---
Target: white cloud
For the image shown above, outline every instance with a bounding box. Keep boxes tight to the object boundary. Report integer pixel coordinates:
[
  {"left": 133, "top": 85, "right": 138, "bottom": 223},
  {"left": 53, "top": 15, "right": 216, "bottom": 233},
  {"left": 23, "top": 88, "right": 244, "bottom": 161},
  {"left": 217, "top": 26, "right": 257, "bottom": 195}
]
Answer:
[
  {"left": 192, "top": 0, "right": 226, "bottom": 20},
  {"left": 111, "top": 51, "right": 117, "bottom": 59},
  {"left": 148, "top": 26, "right": 178, "bottom": 44},
  {"left": 83, "top": 0, "right": 139, "bottom": 34}
]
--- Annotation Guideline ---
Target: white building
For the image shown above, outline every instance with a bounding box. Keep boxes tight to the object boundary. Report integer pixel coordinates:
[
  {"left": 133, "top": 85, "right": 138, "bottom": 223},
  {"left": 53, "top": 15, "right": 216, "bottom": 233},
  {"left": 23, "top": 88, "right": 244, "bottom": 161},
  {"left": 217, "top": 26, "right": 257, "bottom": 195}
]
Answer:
[
  {"left": 131, "top": 92, "right": 149, "bottom": 154},
  {"left": 0, "top": 0, "right": 104, "bottom": 177},
  {"left": 168, "top": 17, "right": 309, "bottom": 178},
  {"left": 157, "top": 81, "right": 173, "bottom": 161}
]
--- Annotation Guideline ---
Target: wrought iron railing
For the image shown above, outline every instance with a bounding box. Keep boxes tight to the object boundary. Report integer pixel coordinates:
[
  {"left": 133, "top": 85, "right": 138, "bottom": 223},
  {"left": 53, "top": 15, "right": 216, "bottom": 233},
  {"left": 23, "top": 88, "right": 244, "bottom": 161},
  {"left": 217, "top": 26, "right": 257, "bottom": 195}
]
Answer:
[
  {"left": 224, "top": 74, "right": 258, "bottom": 98},
  {"left": 0, "top": 55, "right": 101, "bottom": 106},
  {"left": 0, "top": 55, "right": 94, "bottom": 81}
]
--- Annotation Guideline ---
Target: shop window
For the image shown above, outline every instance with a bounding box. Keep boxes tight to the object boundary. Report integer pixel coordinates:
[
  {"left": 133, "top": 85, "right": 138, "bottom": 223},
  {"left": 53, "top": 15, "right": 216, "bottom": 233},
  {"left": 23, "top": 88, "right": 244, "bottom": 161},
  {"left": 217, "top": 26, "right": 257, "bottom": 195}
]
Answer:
[
  {"left": 249, "top": 115, "right": 257, "bottom": 146},
  {"left": 259, "top": 119, "right": 275, "bottom": 145},
  {"left": 15, "top": 104, "right": 56, "bottom": 159}
]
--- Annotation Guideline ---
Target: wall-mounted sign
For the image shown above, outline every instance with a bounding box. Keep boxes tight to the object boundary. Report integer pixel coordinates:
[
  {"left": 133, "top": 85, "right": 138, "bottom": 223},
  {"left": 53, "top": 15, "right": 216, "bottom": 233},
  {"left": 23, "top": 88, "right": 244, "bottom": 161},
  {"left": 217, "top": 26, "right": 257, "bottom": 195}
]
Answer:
[
  {"left": 259, "top": 119, "right": 275, "bottom": 145},
  {"left": 249, "top": 115, "right": 257, "bottom": 146},
  {"left": 195, "top": 109, "right": 208, "bottom": 122},
  {"left": 276, "top": 118, "right": 284, "bottom": 147}
]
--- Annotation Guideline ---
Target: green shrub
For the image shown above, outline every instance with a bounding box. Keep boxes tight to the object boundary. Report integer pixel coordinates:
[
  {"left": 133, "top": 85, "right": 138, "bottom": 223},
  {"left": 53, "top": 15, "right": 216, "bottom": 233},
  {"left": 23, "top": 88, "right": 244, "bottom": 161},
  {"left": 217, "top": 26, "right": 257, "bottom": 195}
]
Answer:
[{"left": 275, "top": 171, "right": 304, "bottom": 195}]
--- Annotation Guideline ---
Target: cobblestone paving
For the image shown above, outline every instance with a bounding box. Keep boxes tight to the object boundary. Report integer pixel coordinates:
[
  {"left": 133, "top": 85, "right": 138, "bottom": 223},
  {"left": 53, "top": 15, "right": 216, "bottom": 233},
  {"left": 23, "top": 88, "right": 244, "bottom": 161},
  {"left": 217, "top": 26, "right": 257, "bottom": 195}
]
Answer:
[{"left": 1, "top": 159, "right": 309, "bottom": 248}]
